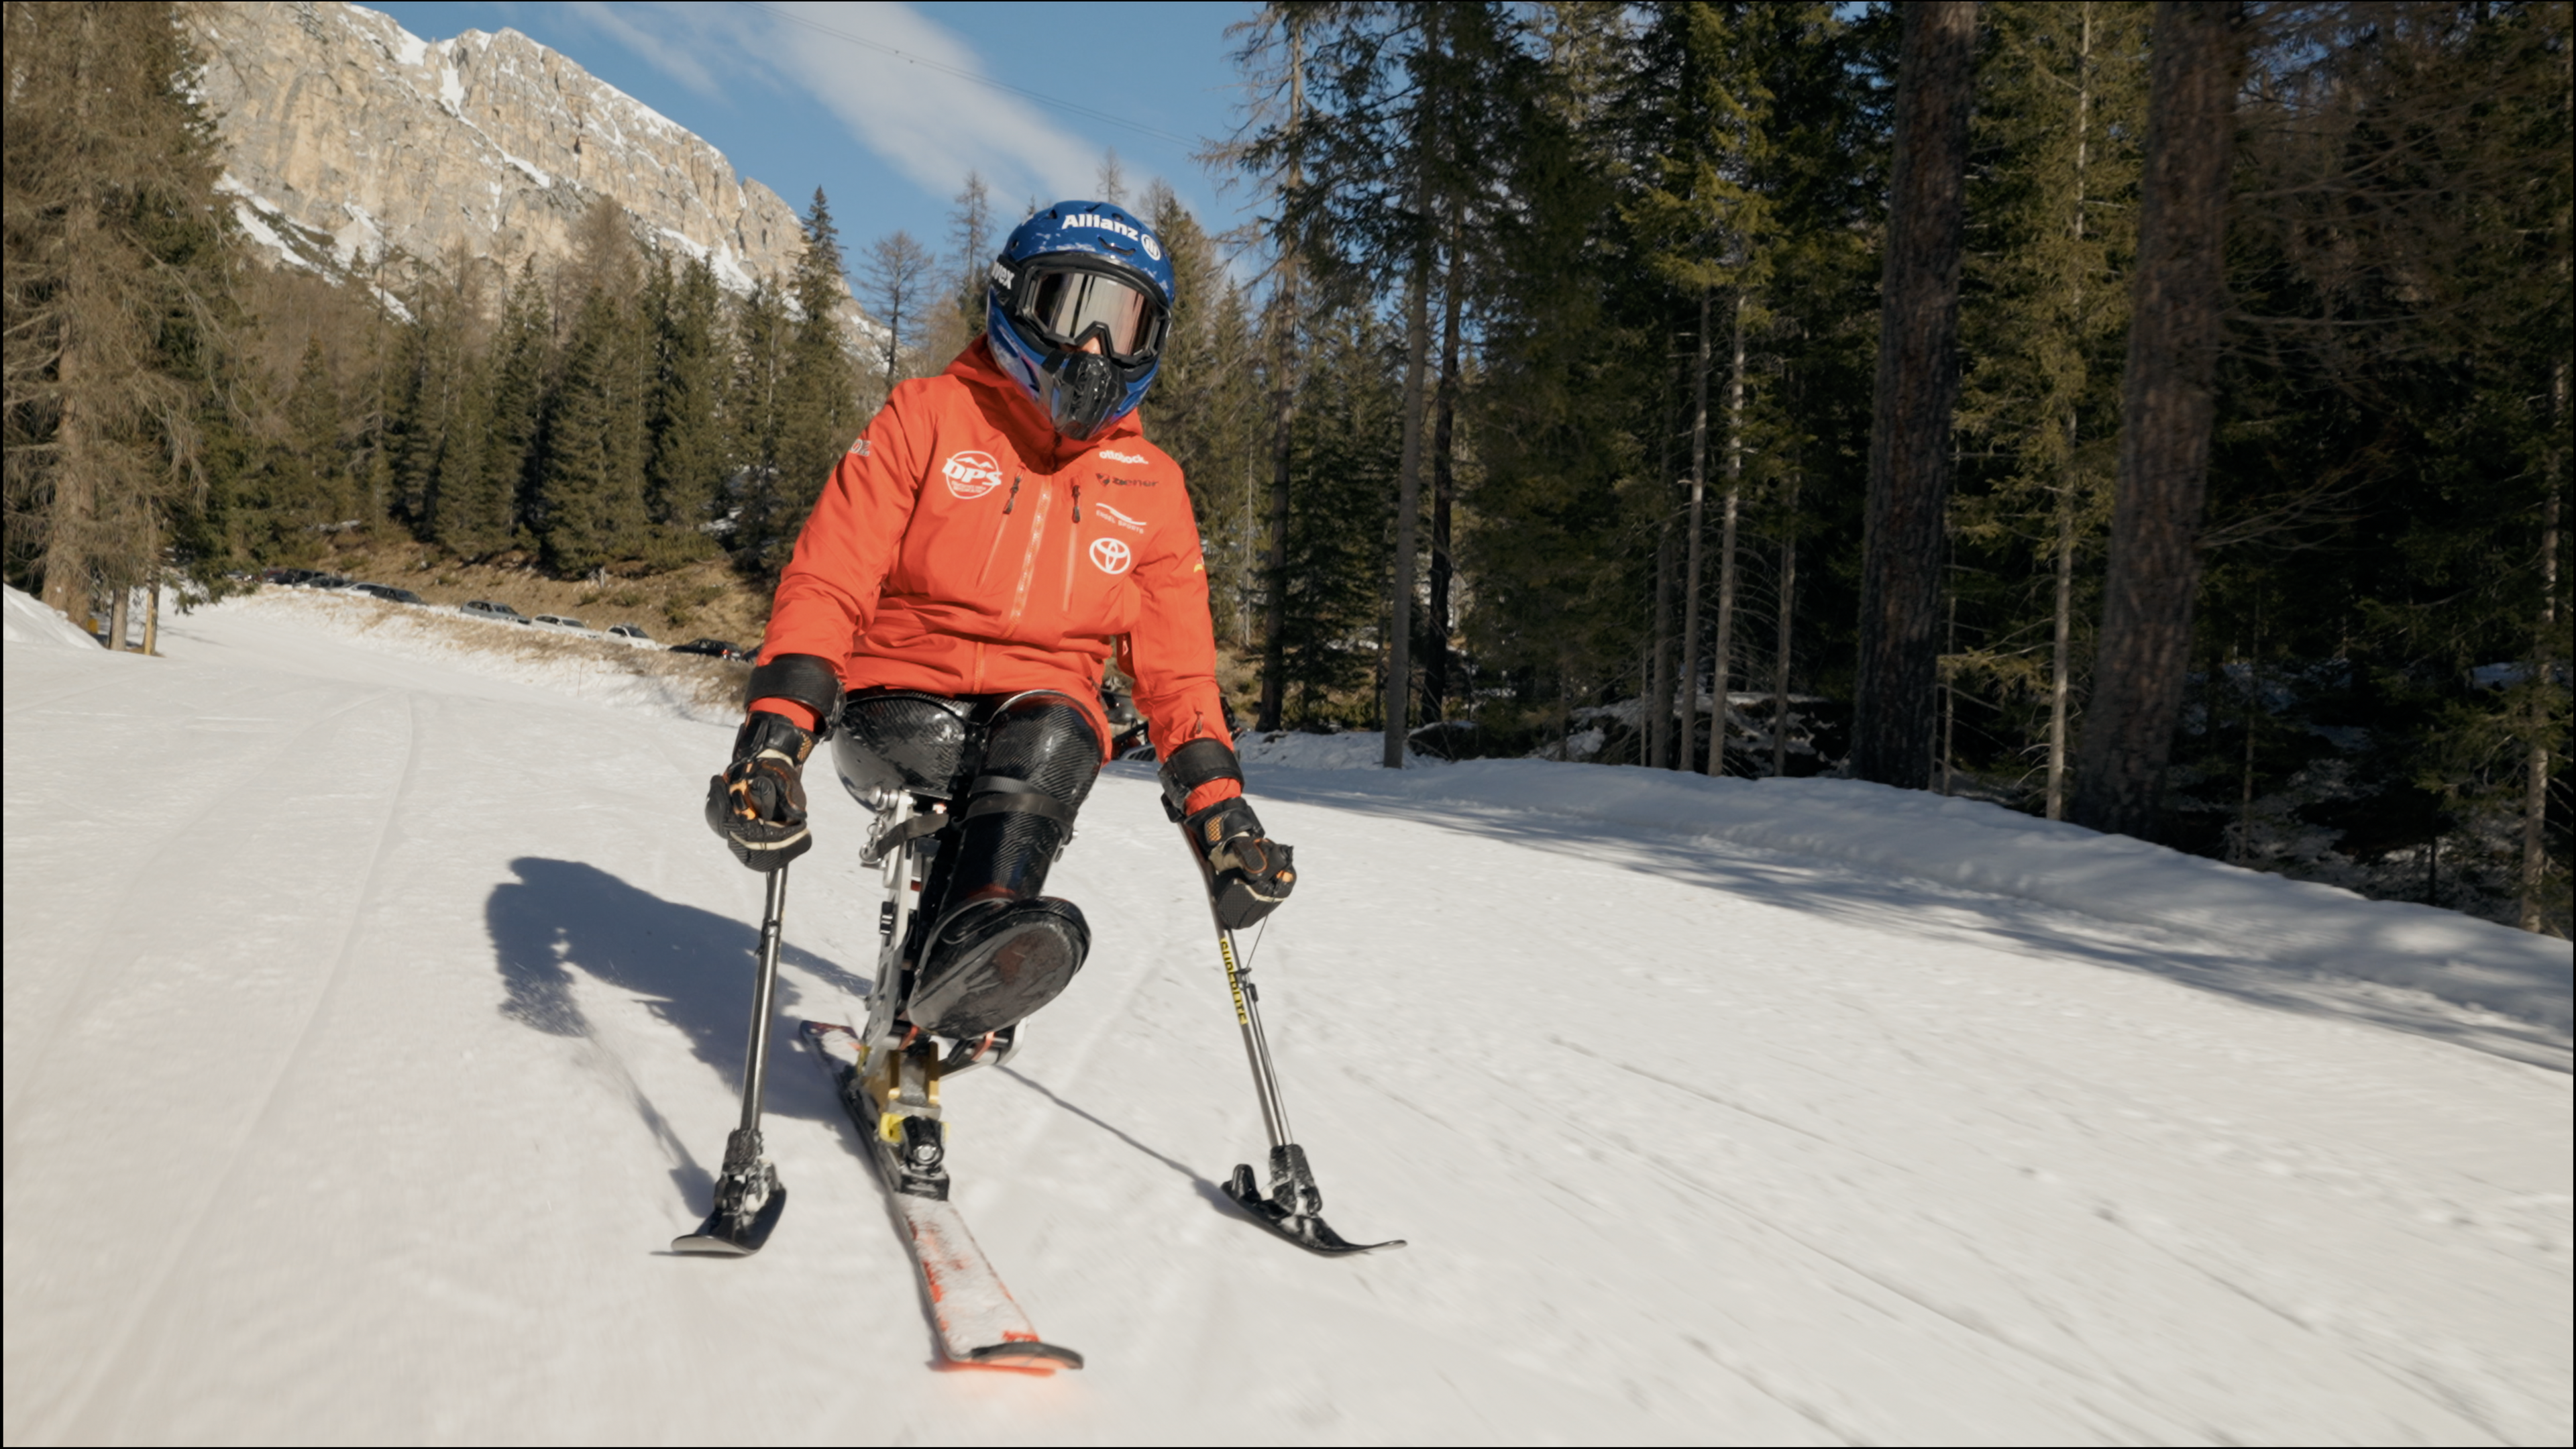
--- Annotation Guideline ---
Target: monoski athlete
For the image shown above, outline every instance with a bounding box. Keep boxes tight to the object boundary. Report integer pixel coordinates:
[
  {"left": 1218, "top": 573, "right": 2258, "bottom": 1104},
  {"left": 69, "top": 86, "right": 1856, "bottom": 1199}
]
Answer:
[{"left": 705, "top": 199, "right": 1295, "bottom": 1051}]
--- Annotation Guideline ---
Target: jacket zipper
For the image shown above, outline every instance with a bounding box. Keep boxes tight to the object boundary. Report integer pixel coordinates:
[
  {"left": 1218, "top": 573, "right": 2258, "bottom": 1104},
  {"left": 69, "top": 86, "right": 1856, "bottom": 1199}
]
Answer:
[
  {"left": 1001, "top": 474, "right": 1052, "bottom": 637},
  {"left": 1061, "top": 493, "right": 1084, "bottom": 612},
  {"left": 977, "top": 472, "right": 1018, "bottom": 588}
]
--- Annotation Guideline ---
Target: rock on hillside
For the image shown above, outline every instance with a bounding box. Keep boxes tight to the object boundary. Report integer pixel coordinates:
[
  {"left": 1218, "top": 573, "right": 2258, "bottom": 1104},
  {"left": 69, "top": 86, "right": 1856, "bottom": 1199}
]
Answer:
[{"left": 187, "top": 1, "right": 845, "bottom": 312}]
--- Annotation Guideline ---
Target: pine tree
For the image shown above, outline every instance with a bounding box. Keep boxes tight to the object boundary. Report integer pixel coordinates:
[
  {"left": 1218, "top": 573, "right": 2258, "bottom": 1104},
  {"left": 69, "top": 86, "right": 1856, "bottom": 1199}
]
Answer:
[
  {"left": 727, "top": 277, "right": 793, "bottom": 561},
  {"left": 428, "top": 339, "right": 489, "bottom": 552},
  {"left": 752, "top": 189, "right": 860, "bottom": 576},
  {"left": 1953, "top": 0, "right": 2149, "bottom": 816},
  {"left": 474, "top": 262, "right": 551, "bottom": 556},
  {"left": 386, "top": 247, "right": 488, "bottom": 539},
  {"left": 1277, "top": 302, "right": 1401, "bottom": 724},
  {"left": 645, "top": 253, "right": 726, "bottom": 560},
  {"left": 1142, "top": 184, "right": 1264, "bottom": 654},
  {"left": 532, "top": 201, "right": 649, "bottom": 574},
  {"left": 3, "top": 0, "right": 241, "bottom": 608},
  {"left": 1625, "top": 3, "right": 1788, "bottom": 773}
]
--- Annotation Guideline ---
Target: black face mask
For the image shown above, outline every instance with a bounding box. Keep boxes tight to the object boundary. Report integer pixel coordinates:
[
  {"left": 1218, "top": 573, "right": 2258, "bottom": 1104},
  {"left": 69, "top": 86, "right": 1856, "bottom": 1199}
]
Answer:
[{"left": 1040, "top": 349, "right": 1123, "bottom": 441}]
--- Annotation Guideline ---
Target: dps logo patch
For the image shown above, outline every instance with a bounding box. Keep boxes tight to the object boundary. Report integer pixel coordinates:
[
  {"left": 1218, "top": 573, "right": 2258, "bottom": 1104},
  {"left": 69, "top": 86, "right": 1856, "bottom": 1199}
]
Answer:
[{"left": 942, "top": 449, "right": 1004, "bottom": 500}]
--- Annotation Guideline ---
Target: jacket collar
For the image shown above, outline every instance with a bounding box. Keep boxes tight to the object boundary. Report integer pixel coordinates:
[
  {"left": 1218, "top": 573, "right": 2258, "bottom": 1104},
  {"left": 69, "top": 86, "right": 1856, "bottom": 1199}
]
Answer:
[{"left": 945, "top": 337, "right": 1145, "bottom": 470}]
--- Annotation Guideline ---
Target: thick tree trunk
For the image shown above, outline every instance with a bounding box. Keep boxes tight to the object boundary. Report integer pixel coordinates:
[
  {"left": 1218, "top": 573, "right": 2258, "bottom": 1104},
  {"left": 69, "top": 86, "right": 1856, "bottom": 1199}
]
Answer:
[
  {"left": 2047, "top": 11, "right": 2096, "bottom": 822},
  {"left": 1707, "top": 292, "right": 1747, "bottom": 777},
  {"left": 1679, "top": 290, "right": 1713, "bottom": 773},
  {"left": 2070, "top": 1, "right": 2244, "bottom": 838},
  {"left": 1650, "top": 511, "right": 1675, "bottom": 767},
  {"left": 1383, "top": 182, "right": 1434, "bottom": 769},
  {"left": 1258, "top": 32, "right": 1305, "bottom": 733},
  {"left": 2526, "top": 405, "right": 2562, "bottom": 932},
  {"left": 2047, "top": 498, "right": 2077, "bottom": 818},
  {"left": 1940, "top": 593, "right": 1957, "bottom": 795},
  {"left": 1426, "top": 221, "right": 1464, "bottom": 726},
  {"left": 1854, "top": 1, "right": 1978, "bottom": 789},
  {"left": 1774, "top": 480, "right": 1798, "bottom": 779}
]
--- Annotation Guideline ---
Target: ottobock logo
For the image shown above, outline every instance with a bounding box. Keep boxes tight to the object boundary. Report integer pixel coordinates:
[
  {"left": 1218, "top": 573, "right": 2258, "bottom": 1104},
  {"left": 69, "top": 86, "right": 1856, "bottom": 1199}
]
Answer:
[
  {"left": 942, "top": 449, "right": 1003, "bottom": 499},
  {"left": 1089, "top": 537, "right": 1134, "bottom": 576},
  {"left": 1094, "top": 502, "right": 1147, "bottom": 534},
  {"left": 1099, "top": 449, "right": 1147, "bottom": 464}
]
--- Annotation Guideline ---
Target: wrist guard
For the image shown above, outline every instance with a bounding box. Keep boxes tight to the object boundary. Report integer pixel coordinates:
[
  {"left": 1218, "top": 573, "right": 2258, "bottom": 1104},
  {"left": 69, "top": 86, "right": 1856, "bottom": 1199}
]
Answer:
[
  {"left": 741, "top": 653, "right": 843, "bottom": 739},
  {"left": 1159, "top": 737, "right": 1245, "bottom": 822}
]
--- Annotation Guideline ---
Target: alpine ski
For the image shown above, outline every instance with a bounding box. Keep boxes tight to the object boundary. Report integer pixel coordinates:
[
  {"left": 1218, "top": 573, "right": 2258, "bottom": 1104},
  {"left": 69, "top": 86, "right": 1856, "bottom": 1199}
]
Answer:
[{"left": 801, "top": 1019, "right": 1083, "bottom": 1372}]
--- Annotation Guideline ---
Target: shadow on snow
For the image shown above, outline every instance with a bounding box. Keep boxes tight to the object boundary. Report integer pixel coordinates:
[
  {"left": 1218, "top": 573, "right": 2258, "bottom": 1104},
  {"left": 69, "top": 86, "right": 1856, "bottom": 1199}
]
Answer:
[{"left": 482, "top": 856, "right": 1237, "bottom": 1222}]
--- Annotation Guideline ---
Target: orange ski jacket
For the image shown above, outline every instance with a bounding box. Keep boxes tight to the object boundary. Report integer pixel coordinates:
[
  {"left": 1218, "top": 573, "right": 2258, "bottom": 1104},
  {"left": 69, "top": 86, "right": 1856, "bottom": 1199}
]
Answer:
[{"left": 753, "top": 338, "right": 1234, "bottom": 787}]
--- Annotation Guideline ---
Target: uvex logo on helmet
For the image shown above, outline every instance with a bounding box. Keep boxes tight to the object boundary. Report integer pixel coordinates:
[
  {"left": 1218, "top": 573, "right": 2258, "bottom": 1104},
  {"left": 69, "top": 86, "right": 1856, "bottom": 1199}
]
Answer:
[{"left": 942, "top": 449, "right": 1004, "bottom": 499}]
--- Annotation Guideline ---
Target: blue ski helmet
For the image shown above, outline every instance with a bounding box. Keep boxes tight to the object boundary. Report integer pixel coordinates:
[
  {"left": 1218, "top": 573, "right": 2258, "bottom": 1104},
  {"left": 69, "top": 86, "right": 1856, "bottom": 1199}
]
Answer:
[{"left": 986, "top": 201, "right": 1175, "bottom": 441}]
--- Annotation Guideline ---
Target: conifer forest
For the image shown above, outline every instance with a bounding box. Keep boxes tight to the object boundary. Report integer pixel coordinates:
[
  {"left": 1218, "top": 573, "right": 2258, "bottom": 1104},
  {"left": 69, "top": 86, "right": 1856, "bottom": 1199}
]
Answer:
[{"left": 4, "top": 1, "right": 2569, "bottom": 934}]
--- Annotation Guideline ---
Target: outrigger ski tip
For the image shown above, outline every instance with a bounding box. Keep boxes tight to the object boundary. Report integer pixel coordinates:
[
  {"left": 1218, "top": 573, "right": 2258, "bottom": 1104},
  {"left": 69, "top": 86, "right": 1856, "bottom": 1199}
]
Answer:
[
  {"left": 672, "top": 1181, "right": 787, "bottom": 1256},
  {"left": 1224, "top": 1149, "right": 1404, "bottom": 1256}
]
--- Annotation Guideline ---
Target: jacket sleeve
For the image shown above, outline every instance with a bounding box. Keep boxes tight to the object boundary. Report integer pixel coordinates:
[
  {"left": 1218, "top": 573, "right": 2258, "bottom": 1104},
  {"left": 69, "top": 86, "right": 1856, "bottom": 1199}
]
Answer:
[
  {"left": 1126, "top": 490, "right": 1233, "bottom": 766},
  {"left": 757, "top": 392, "right": 929, "bottom": 668}
]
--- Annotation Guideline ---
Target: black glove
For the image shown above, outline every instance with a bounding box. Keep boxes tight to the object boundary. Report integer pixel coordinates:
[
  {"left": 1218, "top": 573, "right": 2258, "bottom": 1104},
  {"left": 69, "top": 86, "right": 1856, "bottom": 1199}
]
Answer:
[
  {"left": 705, "top": 711, "right": 816, "bottom": 871},
  {"left": 1184, "top": 795, "right": 1295, "bottom": 928}
]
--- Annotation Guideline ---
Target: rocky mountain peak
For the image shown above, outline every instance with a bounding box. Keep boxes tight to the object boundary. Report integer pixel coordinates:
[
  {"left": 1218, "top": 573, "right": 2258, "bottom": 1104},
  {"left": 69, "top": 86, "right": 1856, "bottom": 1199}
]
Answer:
[{"left": 187, "top": 1, "right": 849, "bottom": 315}]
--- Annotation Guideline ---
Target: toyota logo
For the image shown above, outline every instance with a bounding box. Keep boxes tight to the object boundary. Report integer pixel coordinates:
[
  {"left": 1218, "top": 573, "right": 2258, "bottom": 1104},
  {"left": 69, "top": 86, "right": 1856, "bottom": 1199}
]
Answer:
[{"left": 1089, "top": 537, "right": 1134, "bottom": 575}]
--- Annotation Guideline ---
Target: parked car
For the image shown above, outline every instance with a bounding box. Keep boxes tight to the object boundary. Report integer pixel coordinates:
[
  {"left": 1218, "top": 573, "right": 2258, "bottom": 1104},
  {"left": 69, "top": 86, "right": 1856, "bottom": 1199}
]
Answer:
[
  {"left": 668, "top": 637, "right": 746, "bottom": 660},
  {"left": 606, "top": 623, "right": 654, "bottom": 642},
  {"left": 531, "top": 614, "right": 590, "bottom": 631},
  {"left": 261, "top": 567, "right": 345, "bottom": 588},
  {"left": 346, "top": 582, "right": 424, "bottom": 605},
  {"left": 458, "top": 600, "right": 530, "bottom": 624}
]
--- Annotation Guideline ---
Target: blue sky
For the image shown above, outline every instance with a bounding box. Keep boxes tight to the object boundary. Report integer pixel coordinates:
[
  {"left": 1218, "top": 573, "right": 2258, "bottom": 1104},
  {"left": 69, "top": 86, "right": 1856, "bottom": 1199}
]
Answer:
[{"left": 368, "top": 2, "right": 1261, "bottom": 274}]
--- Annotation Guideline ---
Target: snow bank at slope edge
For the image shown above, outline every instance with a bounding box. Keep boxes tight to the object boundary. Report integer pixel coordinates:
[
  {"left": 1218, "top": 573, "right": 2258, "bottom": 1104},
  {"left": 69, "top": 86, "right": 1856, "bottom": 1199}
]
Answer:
[
  {"left": 3, "top": 584, "right": 100, "bottom": 650},
  {"left": 1256, "top": 758, "right": 2573, "bottom": 1034}
]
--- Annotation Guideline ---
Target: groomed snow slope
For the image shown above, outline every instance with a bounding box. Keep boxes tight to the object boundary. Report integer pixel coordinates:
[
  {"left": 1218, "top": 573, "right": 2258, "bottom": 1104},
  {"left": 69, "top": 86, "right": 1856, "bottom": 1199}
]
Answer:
[{"left": 5, "top": 592, "right": 2569, "bottom": 1444}]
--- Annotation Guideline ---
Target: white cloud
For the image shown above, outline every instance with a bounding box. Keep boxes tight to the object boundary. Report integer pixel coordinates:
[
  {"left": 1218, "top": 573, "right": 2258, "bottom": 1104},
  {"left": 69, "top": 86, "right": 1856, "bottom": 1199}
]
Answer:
[
  {"left": 576, "top": 1, "right": 1102, "bottom": 207},
  {"left": 562, "top": 1, "right": 723, "bottom": 99}
]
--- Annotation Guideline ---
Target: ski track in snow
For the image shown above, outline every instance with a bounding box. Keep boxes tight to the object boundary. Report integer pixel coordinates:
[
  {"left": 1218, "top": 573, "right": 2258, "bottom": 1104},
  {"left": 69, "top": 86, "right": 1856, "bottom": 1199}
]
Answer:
[{"left": 3, "top": 591, "right": 2569, "bottom": 1444}]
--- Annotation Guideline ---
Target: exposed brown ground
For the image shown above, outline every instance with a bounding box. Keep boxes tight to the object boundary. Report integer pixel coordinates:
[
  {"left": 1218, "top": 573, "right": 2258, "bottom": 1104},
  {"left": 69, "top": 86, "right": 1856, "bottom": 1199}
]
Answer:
[
  {"left": 303, "top": 539, "right": 771, "bottom": 651},
  {"left": 301, "top": 535, "right": 1267, "bottom": 720}
]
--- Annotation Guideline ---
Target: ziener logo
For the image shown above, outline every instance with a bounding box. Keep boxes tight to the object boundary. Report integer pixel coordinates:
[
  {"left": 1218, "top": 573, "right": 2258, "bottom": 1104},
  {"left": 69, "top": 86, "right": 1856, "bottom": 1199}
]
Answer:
[
  {"left": 942, "top": 449, "right": 1003, "bottom": 499},
  {"left": 1089, "top": 537, "right": 1134, "bottom": 575}
]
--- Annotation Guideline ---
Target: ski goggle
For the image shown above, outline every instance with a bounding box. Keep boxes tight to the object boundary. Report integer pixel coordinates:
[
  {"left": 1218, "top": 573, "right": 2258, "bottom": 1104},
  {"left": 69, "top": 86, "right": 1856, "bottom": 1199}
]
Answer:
[{"left": 994, "top": 258, "right": 1168, "bottom": 363}]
